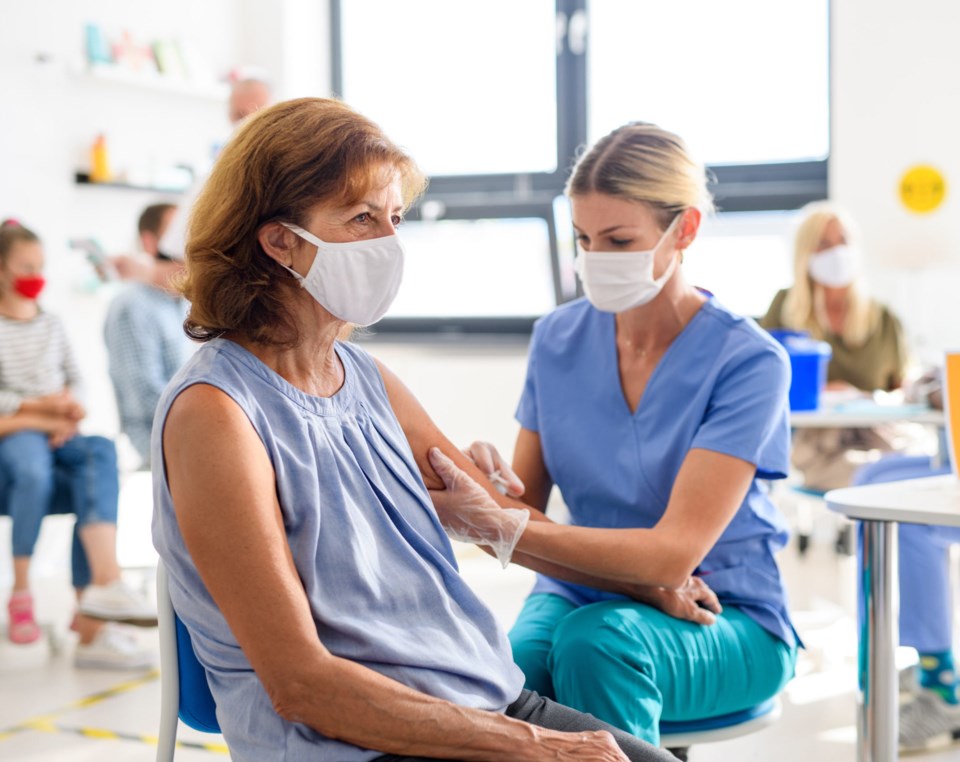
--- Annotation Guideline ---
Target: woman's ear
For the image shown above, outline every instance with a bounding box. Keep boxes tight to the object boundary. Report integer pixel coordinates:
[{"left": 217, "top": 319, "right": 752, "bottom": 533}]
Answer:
[
  {"left": 677, "top": 208, "right": 702, "bottom": 251},
  {"left": 257, "top": 222, "right": 297, "bottom": 268}
]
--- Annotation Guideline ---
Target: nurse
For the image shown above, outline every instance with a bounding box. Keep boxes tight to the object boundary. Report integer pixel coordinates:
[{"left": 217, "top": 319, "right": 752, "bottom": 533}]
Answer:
[{"left": 428, "top": 121, "right": 799, "bottom": 746}]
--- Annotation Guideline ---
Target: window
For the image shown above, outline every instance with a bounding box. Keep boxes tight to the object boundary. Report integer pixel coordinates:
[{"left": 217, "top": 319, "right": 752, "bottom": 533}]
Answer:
[
  {"left": 587, "top": 1, "right": 829, "bottom": 167},
  {"left": 331, "top": 0, "right": 829, "bottom": 332},
  {"left": 376, "top": 201, "right": 567, "bottom": 334},
  {"left": 338, "top": 0, "right": 558, "bottom": 177},
  {"left": 682, "top": 210, "right": 798, "bottom": 319}
]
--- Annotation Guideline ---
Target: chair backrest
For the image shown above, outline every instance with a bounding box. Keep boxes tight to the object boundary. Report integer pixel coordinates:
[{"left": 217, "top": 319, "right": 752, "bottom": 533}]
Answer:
[{"left": 156, "top": 560, "right": 220, "bottom": 741}]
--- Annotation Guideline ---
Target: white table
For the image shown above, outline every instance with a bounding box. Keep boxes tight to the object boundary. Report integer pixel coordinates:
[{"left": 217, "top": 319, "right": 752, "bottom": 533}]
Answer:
[
  {"left": 826, "top": 475, "right": 960, "bottom": 761},
  {"left": 790, "top": 401, "right": 944, "bottom": 430}
]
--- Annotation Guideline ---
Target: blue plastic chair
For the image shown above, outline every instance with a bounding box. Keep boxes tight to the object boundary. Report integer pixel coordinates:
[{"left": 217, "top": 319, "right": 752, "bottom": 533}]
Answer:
[
  {"left": 156, "top": 561, "right": 221, "bottom": 761},
  {"left": 659, "top": 697, "right": 781, "bottom": 755}
]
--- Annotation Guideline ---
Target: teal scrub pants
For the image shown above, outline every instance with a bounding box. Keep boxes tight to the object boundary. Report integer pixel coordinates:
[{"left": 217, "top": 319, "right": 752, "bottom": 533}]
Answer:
[{"left": 508, "top": 593, "right": 797, "bottom": 746}]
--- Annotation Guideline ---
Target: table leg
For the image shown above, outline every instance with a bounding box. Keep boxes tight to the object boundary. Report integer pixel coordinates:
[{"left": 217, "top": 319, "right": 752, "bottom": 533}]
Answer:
[{"left": 858, "top": 519, "right": 899, "bottom": 761}]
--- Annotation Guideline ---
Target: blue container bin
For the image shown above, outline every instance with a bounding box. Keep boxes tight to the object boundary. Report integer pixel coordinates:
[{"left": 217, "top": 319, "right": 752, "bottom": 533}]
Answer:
[{"left": 767, "top": 329, "right": 832, "bottom": 411}]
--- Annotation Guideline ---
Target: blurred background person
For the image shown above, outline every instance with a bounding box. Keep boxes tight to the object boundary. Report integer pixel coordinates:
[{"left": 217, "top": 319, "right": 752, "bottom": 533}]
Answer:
[
  {"left": 760, "top": 201, "right": 909, "bottom": 492},
  {"left": 157, "top": 68, "right": 274, "bottom": 261},
  {"left": 104, "top": 203, "right": 193, "bottom": 468}
]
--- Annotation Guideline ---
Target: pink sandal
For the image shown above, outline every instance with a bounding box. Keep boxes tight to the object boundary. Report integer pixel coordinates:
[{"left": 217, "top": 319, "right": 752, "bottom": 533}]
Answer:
[{"left": 7, "top": 591, "right": 42, "bottom": 645}]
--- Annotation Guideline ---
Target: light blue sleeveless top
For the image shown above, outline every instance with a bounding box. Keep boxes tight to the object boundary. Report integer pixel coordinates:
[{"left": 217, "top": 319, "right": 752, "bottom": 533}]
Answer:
[{"left": 152, "top": 338, "right": 524, "bottom": 761}]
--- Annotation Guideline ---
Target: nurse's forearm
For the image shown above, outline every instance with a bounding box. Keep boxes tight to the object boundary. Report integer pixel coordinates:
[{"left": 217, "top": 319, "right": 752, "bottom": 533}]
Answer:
[
  {"left": 516, "top": 522, "right": 694, "bottom": 590},
  {"left": 509, "top": 548, "right": 687, "bottom": 600},
  {"left": 490, "top": 500, "right": 690, "bottom": 593}
]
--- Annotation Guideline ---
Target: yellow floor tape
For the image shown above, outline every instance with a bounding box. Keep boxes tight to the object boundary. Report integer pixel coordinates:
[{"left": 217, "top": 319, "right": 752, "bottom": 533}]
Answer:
[{"left": 0, "top": 668, "right": 227, "bottom": 754}]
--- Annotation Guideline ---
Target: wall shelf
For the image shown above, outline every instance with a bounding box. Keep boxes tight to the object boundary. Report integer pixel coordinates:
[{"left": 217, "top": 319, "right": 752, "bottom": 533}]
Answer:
[
  {"left": 73, "top": 63, "right": 229, "bottom": 100},
  {"left": 74, "top": 172, "right": 188, "bottom": 194}
]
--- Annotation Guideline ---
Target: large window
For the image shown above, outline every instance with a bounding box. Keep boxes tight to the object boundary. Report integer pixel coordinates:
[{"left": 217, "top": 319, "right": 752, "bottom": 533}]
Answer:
[
  {"left": 332, "top": 0, "right": 830, "bottom": 333},
  {"left": 338, "top": 0, "right": 558, "bottom": 177},
  {"left": 587, "top": 1, "right": 829, "bottom": 167}
]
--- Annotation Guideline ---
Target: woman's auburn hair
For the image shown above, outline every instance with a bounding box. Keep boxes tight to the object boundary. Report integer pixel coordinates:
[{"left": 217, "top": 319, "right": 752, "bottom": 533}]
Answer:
[{"left": 181, "top": 97, "right": 427, "bottom": 346}]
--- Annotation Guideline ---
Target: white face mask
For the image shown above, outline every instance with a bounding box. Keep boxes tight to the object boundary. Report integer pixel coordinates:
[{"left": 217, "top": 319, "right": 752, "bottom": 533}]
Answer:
[
  {"left": 807, "top": 244, "right": 858, "bottom": 288},
  {"left": 574, "top": 215, "right": 681, "bottom": 313},
  {"left": 279, "top": 222, "right": 404, "bottom": 326}
]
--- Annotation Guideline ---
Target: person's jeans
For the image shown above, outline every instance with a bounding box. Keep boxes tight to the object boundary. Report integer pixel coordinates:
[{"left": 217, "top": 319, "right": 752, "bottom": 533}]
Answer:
[{"left": 0, "top": 431, "right": 119, "bottom": 588}]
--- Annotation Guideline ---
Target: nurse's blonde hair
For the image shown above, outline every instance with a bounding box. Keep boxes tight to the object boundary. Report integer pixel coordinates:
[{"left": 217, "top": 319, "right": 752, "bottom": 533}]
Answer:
[
  {"left": 565, "top": 122, "right": 714, "bottom": 231},
  {"left": 781, "top": 200, "right": 879, "bottom": 347}
]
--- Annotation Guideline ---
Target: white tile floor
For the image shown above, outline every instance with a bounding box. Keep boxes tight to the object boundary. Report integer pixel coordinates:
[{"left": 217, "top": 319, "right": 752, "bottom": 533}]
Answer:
[{"left": 1, "top": 497, "right": 959, "bottom": 760}]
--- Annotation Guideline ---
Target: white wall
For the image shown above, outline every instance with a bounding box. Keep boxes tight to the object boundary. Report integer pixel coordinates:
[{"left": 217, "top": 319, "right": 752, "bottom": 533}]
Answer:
[
  {"left": 831, "top": 0, "right": 960, "bottom": 365},
  {"left": 0, "top": 0, "right": 330, "bottom": 440}
]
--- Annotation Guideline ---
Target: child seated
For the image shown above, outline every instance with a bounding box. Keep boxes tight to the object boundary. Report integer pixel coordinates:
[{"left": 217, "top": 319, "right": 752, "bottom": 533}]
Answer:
[{"left": 0, "top": 219, "right": 156, "bottom": 668}]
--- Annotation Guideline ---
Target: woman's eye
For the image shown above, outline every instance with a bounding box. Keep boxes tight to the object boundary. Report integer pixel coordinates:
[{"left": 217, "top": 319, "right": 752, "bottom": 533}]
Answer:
[
  {"left": 391, "top": 215, "right": 402, "bottom": 227},
  {"left": 354, "top": 212, "right": 370, "bottom": 223},
  {"left": 610, "top": 238, "right": 632, "bottom": 247}
]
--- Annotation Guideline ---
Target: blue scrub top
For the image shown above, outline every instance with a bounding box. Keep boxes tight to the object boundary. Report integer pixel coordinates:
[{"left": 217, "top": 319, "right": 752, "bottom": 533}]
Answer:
[{"left": 516, "top": 296, "right": 797, "bottom": 647}]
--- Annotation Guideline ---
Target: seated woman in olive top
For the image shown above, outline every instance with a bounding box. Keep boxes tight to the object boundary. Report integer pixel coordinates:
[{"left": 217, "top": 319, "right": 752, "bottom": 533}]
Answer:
[
  {"left": 761, "top": 200, "right": 910, "bottom": 494},
  {"left": 761, "top": 201, "right": 907, "bottom": 394}
]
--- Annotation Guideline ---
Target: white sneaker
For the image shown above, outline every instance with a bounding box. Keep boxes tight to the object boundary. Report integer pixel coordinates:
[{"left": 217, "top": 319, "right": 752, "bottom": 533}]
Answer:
[
  {"left": 78, "top": 580, "right": 158, "bottom": 626},
  {"left": 74, "top": 623, "right": 155, "bottom": 671},
  {"left": 899, "top": 688, "right": 960, "bottom": 753},
  {"left": 900, "top": 665, "right": 920, "bottom": 701}
]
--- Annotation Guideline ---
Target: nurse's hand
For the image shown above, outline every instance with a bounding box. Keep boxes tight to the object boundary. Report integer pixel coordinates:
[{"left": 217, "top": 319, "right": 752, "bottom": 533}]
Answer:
[
  {"left": 428, "top": 447, "right": 530, "bottom": 568},
  {"left": 642, "top": 576, "right": 722, "bottom": 625},
  {"left": 461, "top": 440, "right": 525, "bottom": 497}
]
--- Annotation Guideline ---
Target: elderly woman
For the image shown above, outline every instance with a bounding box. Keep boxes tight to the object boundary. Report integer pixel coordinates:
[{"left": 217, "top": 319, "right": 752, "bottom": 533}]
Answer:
[
  {"left": 152, "top": 98, "right": 675, "bottom": 762},
  {"left": 428, "top": 122, "right": 799, "bottom": 748}
]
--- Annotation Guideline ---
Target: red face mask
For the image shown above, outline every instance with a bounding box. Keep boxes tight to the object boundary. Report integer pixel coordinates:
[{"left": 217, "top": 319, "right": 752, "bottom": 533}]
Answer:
[{"left": 12, "top": 275, "right": 45, "bottom": 299}]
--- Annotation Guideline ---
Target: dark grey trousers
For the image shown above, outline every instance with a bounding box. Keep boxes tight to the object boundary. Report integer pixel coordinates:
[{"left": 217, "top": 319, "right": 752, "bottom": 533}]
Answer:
[{"left": 373, "top": 689, "right": 675, "bottom": 762}]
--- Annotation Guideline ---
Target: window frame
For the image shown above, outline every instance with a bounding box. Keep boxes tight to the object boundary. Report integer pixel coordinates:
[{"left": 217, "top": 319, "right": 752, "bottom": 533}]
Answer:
[{"left": 330, "top": 0, "right": 828, "bottom": 334}]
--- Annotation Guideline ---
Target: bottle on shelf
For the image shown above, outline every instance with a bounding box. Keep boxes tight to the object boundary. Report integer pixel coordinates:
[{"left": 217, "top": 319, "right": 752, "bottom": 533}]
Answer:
[{"left": 89, "top": 133, "right": 112, "bottom": 183}]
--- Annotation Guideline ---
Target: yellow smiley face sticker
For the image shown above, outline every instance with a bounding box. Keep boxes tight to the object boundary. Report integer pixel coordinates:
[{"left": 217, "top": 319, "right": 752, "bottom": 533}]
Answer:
[{"left": 899, "top": 165, "right": 947, "bottom": 213}]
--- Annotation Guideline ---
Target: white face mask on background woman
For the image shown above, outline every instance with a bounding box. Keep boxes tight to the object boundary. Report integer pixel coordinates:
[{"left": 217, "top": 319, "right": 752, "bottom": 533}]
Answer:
[
  {"left": 574, "top": 214, "right": 681, "bottom": 313},
  {"left": 280, "top": 222, "right": 404, "bottom": 326},
  {"left": 807, "top": 244, "right": 859, "bottom": 288}
]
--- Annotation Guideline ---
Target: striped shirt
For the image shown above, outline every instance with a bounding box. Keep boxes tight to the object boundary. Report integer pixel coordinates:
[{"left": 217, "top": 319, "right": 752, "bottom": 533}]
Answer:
[{"left": 0, "top": 311, "right": 83, "bottom": 415}]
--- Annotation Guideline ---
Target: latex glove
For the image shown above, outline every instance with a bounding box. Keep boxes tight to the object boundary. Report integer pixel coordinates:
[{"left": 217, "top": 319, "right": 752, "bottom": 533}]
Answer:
[
  {"left": 428, "top": 447, "right": 529, "bottom": 568},
  {"left": 640, "top": 576, "right": 722, "bottom": 625},
  {"left": 461, "top": 440, "right": 525, "bottom": 497}
]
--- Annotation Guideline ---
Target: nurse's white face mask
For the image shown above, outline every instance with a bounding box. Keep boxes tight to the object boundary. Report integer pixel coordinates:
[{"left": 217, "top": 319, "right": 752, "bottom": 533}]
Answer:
[
  {"left": 574, "top": 214, "right": 682, "bottom": 313},
  {"left": 279, "top": 222, "right": 404, "bottom": 326},
  {"left": 807, "top": 244, "right": 859, "bottom": 288}
]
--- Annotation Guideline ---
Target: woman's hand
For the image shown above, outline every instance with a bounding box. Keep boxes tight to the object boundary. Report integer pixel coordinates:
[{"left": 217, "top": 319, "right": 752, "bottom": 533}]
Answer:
[
  {"left": 634, "top": 576, "right": 722, "bottom": 625},
  {"left": 427, "top": 447, "right": 529, "bottom": 568},
  {"left": 47, "top": 420, "right": 79, "bottom": 449},
  {"left": 461, "top": 440, "right": 526, "bottom": 497},
  {"left": 530, "top": 728, "right": 631, "bottom": 761}
]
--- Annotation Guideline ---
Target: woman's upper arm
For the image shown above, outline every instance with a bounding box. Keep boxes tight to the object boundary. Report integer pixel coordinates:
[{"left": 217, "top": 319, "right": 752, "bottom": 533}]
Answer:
[
  {"left": 373, "top": 358, "right": 525, "bottom": 505},
  {"left": 162, "top": 384, "right": 329, "bottom": 702}
]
